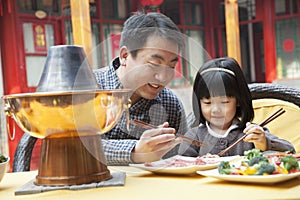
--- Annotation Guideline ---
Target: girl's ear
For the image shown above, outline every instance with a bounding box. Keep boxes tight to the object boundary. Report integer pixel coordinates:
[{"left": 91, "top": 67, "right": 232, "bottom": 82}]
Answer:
[{"left": 119, "top": 46, "right": 129, "bottom": 66}]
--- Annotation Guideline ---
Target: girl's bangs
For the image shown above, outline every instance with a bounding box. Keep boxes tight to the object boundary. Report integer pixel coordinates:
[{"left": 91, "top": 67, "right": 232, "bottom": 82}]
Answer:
[{"left": 197, "top": 73, "right": 237, "bottom": 98}]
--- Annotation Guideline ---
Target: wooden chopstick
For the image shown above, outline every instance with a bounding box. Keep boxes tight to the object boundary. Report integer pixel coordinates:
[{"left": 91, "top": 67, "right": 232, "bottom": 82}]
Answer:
[
  {"left": 259, "top": 107, "right": 285, "bottom": 127},
  {"left": 218, "top": 107, "right": 286, "bottom": 157},
  {"left": 130, "top": 120, "right": 206, "bottom": 147}
]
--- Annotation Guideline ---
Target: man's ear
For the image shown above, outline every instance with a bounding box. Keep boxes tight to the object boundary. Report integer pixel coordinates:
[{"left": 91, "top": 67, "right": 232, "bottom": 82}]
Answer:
[{"left": 120, "top": 46, "right": 129, "bottom": 63}]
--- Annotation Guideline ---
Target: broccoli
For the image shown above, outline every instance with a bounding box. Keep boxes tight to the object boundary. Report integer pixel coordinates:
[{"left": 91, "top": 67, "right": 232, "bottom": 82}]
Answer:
[
  {"left": 244, "top": 149, "right": 262, "bottom": 160},
  {"left": 255, "top": 163, "right": 275, "bottom": 175},
  {"left": 286, "top": 149, "right": 296, "bottom": 154},
  {"left": 0, "top": 154, "right": 7, "bottom": 163},
  {"left": 218, "top": 161, "right": 235, "bottom": 175},
  {"left": 248, "top": 156, "right": 269, "bottom": 166},
  {"left": 280, "top": 156, "right": 299, "bottom": 172}
]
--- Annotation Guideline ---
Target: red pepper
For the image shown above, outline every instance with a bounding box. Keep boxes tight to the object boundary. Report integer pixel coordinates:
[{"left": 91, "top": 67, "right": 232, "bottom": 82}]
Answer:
[
  {"left": 272, "top": 171, "right": 280, "bottom": 175},
  {"left": 230, "top": 172, "right": 241, "bottom": 175},
  {"left": 275, "top": 161, "right": 281, "bottom": 166},
  {"left": 289, "top": 169, "right": 300, "bottom": 173}
]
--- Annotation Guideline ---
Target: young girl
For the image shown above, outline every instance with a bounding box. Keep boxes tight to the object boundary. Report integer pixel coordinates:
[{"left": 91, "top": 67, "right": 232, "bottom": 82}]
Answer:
[{"left": 178, "top": 57, "right": 295, "bottom": 157}]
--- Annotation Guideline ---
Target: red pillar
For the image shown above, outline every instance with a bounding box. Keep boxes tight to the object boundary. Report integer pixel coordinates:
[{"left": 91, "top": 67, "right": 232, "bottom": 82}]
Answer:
[
  {"left": 262, "top": 0, "right": 277, "bottom": 83},
  {"left": 204, "top": 0, "right": 215, "bottom": 58},
  {"left": 0, "top": 0, "right": 26, "bottom": 170},
  {"left": 0, "top": 1, "right": 24, "bottom": 94}
]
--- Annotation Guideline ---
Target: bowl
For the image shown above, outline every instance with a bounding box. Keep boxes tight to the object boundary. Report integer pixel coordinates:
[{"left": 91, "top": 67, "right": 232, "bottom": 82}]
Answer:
[{"left": 0, "top": 156, "right": 10, "bottom": 183}]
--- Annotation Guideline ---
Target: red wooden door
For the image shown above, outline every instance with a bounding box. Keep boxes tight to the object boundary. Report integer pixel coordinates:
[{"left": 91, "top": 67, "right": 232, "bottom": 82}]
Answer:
[{"left": 1, "top": 15, "right": 62, "bottom": 170}]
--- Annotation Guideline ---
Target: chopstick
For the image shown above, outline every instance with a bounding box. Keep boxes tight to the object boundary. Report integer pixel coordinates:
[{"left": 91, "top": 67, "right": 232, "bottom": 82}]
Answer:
[
  {"left": 258, "top": 107, "right": 285, "bottom": 127},
  {"left": 218, "top": 107, "right": 286, "bottom": 157},
  {"left": 130, "top": 119, "right": 206, "bottom": 147}
]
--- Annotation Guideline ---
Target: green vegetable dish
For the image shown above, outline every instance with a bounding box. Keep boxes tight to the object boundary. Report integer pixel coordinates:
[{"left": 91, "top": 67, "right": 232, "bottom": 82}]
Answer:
[
  {"left": 0, "top": 154, "right": 8, "bottom": 163},
  {"left": 218, "top": 149, "right": 300, "bottom": 176}
]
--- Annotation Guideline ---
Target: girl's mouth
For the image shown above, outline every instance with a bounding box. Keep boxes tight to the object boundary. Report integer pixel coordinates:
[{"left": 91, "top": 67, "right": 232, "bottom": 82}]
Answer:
[{"left": 211, "top": 116, "right": 224, "bottom": 120}]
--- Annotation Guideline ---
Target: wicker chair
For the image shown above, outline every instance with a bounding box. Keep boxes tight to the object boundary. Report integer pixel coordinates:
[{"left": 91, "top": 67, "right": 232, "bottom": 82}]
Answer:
[
  {"left": 249, "top": 83, "right": 300, "bottom": 152},
  {"left": 12, "top": 133, "right": 37, "bottom": 172},
  {"left": 248, "top": 83, "right": 300, "bottom": 107}
]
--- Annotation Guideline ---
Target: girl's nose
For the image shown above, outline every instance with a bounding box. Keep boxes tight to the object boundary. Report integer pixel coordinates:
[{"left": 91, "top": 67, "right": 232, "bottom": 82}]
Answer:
[{"left": 211, "top": 103, "right": 222, "bottom": 112}]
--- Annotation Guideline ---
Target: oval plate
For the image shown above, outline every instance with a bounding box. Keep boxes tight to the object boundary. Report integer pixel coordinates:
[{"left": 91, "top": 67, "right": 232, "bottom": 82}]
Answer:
[
  {"left": 130, "top": 155, "right": 239, "bottom": 175},
  {"left": 197, "top": 169, "right": 300, "bottom": 184}
]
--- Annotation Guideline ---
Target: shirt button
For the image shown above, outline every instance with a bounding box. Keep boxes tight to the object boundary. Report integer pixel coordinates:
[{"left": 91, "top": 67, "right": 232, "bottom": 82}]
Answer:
[{"left": 218, "top": 140, "right": 228, "bottom": 146}]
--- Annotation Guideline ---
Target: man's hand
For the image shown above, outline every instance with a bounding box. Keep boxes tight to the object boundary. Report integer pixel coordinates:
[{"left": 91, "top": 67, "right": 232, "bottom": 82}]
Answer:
[{"left": 131, "top": 122, "right": 182, "bottom": 163}]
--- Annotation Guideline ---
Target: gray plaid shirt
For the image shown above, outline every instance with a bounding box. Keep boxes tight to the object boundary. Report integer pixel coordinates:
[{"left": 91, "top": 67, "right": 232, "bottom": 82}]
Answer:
[{"left": 93, "top": 58, "right": 188, "bottom": 165}]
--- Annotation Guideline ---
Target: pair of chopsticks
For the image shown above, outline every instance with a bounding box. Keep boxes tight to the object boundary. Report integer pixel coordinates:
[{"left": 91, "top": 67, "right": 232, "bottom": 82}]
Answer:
[
  {"left": 130, "top": 119, "right": 206, "bottom": 147},
  {"left": 218, "top": 107, "right": 286, "bottom": 157}
]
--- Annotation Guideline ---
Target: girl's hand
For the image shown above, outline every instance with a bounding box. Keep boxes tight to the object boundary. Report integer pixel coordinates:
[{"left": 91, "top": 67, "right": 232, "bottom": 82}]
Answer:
[
  {"left": 243, "top": 122, "right": 267, "bottom": 151},
  {"left": 131, "top": 122, "right": 183, "bottom": 163}
]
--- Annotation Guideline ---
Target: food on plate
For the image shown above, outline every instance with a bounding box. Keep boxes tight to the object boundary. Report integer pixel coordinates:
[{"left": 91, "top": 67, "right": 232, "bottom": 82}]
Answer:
[
  {"left": 247, "top": 156, "right": 269, "bottom": 166},
  {"left": 144, "top": 155, "right": 219, "bottom": 168},
  {"left": 218, "top": 148, "right": 300, "bottom": 176},
  {"left": 263, "top": 150, "right": 300, "bottom": 160},
  {"left": 244, "top": 148, "right": 263, "bottom": 159},
  {"left": 200, "top": 154, "right": 220, "bottom": 159},
  {"left": 280, "top": 156, "right": 300, "bottom": 172},
  {"left": 0, "top": 154, "right": 8, "bottom": 163},
  {"left": 129, "top": 155, "right": 240, "bottom": 175},
  {"left": 218, "top": 161, "right": 235, "bottom": 175}
]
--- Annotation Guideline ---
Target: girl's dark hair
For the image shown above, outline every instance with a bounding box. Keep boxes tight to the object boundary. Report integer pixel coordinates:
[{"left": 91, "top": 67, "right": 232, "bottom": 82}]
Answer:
[
  {"left": 120, "top": 12, "right": 184, "bottom": 58},
  {"left": 192, "top": 57, "right": 254, "bottom": 130}
]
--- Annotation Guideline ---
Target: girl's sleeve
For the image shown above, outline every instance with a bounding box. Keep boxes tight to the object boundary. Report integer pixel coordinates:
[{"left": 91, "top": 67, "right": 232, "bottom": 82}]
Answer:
[{"left": 264, "top": 127, "right": 296, "bottom": 152}]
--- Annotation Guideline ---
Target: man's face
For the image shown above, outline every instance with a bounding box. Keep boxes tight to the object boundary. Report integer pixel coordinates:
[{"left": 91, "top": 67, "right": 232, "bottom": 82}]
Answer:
[{"left": 120, "top": 35, "right": 179, "bottom": 103}]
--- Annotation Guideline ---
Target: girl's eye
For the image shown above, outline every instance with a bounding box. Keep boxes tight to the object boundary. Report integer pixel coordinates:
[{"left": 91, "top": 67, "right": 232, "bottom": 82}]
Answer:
[
  {"left": 202, "top": 101, "right": 211, "bottom": 105},
  {"left": 221, "top": 101, "right": 229, "bottom": 104}
]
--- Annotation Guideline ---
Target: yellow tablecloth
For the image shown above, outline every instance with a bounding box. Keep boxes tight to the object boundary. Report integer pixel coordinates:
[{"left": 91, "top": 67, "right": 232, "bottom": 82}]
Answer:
[{"left": 1, "top": 166, "right": 300, "bottom": 200}]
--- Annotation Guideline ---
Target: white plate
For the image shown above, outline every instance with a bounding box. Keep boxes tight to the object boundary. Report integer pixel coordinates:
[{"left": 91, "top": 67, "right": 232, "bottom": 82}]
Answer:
[
  {"left": 197, "top": 169, "right": 300, "bottom": 184},
  {"left": 129, "top": 155, "right": 239, "bottom": 175}
]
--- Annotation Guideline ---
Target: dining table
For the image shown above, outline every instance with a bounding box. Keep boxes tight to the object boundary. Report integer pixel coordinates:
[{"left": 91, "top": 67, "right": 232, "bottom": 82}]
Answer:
[{"left": 1, "top": 165, "right": 300, "bottom": 200}]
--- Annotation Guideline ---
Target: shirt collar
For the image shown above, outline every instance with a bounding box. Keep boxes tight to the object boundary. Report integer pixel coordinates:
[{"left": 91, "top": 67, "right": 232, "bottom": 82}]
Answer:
[
  {"left": 205, "top": 118, "right": 239, "bottom": 138},
  {"left": 108, "top": 58, "right": 123, "bottom": 89},
  {"left": 112, "top": 57, "right": 121, "bottom": 70}
]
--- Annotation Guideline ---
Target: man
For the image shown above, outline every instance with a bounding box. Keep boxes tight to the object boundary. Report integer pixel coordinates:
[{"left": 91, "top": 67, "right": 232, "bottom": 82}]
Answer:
[{"left": 94, "top": 12, "right": 188, "bottom": 165}]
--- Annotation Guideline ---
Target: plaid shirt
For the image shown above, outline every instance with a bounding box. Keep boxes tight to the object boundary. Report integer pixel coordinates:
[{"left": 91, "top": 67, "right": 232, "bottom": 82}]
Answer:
[{"left": 93, "top": 58, "right": 188, "bottom": 165}]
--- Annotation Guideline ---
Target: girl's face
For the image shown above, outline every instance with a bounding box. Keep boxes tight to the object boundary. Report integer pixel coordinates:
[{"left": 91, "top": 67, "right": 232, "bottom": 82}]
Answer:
[{"left": 200, "top": 96, "right": 237, "bottom": 133}]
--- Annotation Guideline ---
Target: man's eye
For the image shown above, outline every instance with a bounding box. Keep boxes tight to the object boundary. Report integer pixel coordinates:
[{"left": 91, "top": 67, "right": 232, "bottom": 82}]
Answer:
[{"left": 149, "top": 62, "right": 160, "bottom": 67}]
